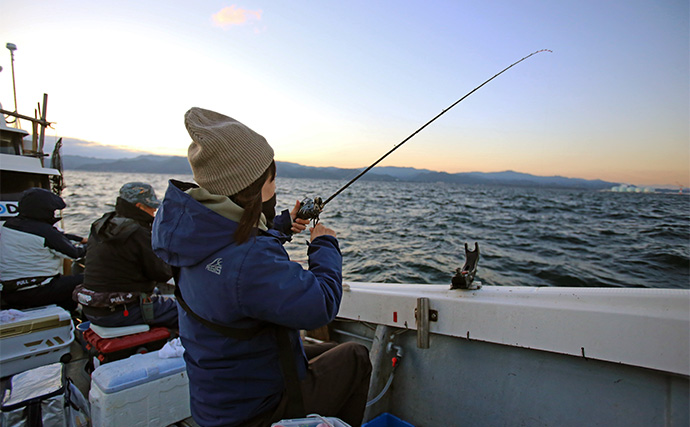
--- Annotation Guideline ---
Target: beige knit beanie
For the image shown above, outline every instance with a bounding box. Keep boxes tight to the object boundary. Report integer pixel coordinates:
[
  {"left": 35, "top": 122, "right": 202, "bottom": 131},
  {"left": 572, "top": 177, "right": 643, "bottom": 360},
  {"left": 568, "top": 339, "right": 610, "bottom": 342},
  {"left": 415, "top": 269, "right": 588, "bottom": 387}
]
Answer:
[{"left": 185, "top": 107, "right": 274, "bottom": 196}]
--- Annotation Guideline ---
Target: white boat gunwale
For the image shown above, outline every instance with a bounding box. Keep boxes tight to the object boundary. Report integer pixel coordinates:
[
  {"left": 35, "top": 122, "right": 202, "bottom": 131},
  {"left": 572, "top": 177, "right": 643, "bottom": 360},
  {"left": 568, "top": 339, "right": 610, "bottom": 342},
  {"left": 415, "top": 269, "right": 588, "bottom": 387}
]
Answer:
[{"left": 337, "top": 282, "right": 690, "bottom": 377}]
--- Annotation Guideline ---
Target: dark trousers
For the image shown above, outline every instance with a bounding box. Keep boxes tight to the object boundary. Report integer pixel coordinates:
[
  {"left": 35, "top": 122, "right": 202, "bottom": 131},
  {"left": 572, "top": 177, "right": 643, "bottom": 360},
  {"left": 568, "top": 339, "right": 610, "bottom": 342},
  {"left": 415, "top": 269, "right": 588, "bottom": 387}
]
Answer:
[
  {"left": 248, "top": 341, "right": 373, "bottom": 427},
  {"left": 84, "top": 295, "right": 179, "bottom": 329},
  {"left": 2, "top": 274, "right": 81, "bottom": 313}
]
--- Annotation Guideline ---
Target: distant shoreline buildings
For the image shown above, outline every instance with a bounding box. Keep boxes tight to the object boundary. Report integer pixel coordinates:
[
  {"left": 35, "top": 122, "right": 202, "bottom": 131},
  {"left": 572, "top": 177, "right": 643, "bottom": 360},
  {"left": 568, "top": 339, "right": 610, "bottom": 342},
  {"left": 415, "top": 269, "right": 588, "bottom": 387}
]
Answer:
[
  {"left": 609, "top": 184, "right": 656, "bottom": 193},
  {"left": 607, "top": 184, "right": 688, "bottom": 195}
]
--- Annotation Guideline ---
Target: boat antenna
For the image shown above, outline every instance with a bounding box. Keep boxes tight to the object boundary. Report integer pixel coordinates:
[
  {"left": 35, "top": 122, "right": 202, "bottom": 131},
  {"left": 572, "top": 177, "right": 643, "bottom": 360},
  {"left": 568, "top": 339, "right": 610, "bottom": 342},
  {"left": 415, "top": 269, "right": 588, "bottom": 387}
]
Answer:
[
  {"left": 297, "top": 49, "right": 552, "bottom": 222},
  {"left": 6, "top": 43, "right": 19, "bottom": 124}
]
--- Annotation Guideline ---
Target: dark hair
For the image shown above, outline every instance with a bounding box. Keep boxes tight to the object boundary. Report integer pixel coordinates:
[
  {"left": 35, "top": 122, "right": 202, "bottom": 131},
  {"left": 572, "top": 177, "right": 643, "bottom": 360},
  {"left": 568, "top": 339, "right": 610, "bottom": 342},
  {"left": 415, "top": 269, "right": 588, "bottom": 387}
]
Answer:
[{"left": 230, "top": 160, "right": 276, "bottom": 244}]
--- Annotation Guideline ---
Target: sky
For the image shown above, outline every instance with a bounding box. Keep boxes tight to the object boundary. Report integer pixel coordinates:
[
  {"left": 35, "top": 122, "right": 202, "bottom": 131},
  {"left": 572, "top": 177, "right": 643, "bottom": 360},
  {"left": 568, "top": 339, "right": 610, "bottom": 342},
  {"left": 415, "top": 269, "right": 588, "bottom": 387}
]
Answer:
[{"left": 0, "top": 0, "right": 688, "bottom": 187}]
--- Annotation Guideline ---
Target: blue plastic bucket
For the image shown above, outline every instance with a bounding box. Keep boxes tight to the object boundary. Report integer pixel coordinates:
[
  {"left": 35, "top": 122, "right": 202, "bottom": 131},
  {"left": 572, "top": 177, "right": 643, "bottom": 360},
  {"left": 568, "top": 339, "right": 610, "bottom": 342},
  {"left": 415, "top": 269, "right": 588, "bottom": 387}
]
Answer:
[{"left": 362, "top": 413, "right": 414, "bottom": 427}]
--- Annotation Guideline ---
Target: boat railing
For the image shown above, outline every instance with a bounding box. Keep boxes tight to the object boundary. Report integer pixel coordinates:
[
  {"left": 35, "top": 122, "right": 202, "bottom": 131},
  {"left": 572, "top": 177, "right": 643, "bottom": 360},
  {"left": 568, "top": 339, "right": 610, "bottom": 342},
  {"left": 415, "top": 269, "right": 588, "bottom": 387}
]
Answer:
[{"left": 1, "top": 93, "right": 53, "bottom": 163}]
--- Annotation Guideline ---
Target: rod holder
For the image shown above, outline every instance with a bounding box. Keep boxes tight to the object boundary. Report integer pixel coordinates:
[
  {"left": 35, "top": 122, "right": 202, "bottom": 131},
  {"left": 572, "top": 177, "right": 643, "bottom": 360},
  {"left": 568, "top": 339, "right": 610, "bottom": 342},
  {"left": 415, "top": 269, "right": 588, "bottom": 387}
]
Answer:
[{"left": 416, "top": 297, "right": 430, "bottom": 349}]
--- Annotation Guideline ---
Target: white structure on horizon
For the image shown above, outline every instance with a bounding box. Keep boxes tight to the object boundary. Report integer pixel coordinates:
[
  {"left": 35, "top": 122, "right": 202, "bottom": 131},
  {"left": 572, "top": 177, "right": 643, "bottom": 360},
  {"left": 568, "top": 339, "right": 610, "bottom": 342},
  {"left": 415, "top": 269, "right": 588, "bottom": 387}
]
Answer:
[{"left": 610, "top": 184, "right": 655, "bottom": 193}]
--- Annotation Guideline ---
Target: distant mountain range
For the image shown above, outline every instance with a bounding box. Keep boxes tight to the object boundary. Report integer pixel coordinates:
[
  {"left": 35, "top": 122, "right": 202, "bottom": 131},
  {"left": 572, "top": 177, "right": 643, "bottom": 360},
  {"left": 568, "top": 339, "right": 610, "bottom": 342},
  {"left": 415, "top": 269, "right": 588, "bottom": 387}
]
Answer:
[{"left": 62, "top": 154, "right": 619, "bottom": 190}]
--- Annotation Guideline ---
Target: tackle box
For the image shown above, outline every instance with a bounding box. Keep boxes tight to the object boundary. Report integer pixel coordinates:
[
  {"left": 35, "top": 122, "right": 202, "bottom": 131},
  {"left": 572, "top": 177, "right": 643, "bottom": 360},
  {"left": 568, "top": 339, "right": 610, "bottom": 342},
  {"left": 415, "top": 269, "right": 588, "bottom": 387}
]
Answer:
[
  {"left": 89, "top": 350, "right": 190, "bottom": 426},
  {"left": 0, "top": 305, "right": 74, "bottom": 377}
]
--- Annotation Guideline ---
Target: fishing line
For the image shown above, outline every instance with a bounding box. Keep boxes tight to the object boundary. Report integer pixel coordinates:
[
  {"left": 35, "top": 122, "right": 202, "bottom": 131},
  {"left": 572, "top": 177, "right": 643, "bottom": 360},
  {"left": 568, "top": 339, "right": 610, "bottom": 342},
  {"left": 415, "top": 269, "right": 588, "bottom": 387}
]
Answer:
[{"left": 297, "top": 49, "right": 551, "bottom": 222}]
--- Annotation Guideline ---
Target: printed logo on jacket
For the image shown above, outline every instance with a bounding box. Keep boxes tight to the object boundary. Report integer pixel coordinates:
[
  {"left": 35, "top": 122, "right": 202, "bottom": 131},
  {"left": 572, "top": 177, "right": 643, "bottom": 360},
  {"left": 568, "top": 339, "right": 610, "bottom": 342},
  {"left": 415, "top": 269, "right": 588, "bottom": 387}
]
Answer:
[{"left": 206, "top": 258, "right": 223, "bottom": 275}]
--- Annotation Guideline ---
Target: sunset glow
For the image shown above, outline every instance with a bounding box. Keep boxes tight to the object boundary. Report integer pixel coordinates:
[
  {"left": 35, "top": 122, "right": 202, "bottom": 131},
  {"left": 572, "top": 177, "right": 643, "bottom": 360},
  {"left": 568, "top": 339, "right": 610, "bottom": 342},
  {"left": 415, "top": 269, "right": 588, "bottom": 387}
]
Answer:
[{"left": 1, "top": 1, "right": 687, "bottom": 187}]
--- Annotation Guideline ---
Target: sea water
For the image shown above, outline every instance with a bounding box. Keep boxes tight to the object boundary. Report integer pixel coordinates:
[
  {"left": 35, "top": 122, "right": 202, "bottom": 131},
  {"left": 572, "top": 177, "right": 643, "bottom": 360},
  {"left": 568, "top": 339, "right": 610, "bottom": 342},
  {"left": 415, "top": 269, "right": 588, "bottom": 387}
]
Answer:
[{"left": 60, "top": 170, "right": 690, "bottom": 289}]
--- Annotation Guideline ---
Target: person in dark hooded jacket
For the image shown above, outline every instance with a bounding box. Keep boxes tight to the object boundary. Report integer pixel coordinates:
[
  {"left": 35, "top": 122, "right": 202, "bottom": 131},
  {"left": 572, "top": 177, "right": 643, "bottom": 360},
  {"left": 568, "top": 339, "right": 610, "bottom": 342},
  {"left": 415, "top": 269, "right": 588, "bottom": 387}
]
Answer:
[
  {"left": 152, "top": 108, "right": 372, "bottom": 427},
  {"left": 0, "top": 187, "right": 86, "bottom": 312},
  {"left": 75, "top": 182, "right": 177, "bottom": 329}
]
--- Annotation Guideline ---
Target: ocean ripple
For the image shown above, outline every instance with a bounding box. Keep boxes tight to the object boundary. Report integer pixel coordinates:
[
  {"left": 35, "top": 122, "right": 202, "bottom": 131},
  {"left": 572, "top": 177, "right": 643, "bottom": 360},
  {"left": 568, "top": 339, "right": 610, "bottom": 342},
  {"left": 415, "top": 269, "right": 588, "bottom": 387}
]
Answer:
[{"left": 60, "top": 172, "right": 690, "bottom": 289}]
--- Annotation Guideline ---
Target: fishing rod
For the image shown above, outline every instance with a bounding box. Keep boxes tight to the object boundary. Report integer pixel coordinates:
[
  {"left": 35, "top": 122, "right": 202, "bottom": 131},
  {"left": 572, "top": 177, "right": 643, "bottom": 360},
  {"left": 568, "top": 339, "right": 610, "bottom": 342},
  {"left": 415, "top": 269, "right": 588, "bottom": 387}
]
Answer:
[{"left": 297, "top": 49, "right": 552, "bottom": 222}]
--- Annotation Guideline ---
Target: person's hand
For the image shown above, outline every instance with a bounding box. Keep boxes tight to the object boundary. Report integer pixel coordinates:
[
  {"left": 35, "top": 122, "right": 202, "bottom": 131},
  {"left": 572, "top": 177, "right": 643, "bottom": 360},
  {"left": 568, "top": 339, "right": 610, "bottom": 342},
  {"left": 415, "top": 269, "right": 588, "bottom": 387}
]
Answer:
[
  {"left": 289, "top": 200, "right": 309, "bottom": 234},
  {"left": 310, "top": 223, "right": 336, "bottom": 241},
  {"left": 80, "top": 237, "right": 88, "bottom": 244}
]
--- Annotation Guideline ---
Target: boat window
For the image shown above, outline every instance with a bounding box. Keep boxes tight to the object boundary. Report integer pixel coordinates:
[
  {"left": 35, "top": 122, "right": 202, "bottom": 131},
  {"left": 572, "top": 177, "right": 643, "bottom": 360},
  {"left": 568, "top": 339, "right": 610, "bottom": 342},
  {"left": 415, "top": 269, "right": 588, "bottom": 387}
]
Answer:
[
  {"left": 0, "top": 171, "right": 50, "bottom": 194},
  {"left": 0, "top": 134, "right": 22, "bottom": 155}
]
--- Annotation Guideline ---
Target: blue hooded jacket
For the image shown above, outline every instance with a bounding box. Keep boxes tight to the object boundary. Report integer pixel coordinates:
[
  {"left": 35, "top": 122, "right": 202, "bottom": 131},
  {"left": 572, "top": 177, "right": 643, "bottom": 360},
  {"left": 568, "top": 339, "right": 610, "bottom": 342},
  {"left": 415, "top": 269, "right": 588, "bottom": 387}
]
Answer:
[{"left": 151, "top": 180, "right": 343, "bottom": 427}]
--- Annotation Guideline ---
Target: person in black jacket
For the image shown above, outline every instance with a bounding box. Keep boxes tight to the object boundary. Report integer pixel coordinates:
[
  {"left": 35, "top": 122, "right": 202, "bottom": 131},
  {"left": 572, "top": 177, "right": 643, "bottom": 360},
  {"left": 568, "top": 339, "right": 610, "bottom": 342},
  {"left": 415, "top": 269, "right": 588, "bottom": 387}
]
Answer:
[
  {"left": 0, "top": 188, "right": 86, "bottom": 313},
  {"left": 75, "top": 182, "right": 177, "bottom": 328}
]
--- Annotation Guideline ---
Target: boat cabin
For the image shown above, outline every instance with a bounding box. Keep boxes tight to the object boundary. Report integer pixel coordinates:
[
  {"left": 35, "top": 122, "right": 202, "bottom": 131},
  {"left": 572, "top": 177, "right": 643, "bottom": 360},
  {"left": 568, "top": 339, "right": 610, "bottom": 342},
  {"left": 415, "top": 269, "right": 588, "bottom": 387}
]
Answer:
[{"left": 0, "top": 101, "right": 60, "bottom": 220}]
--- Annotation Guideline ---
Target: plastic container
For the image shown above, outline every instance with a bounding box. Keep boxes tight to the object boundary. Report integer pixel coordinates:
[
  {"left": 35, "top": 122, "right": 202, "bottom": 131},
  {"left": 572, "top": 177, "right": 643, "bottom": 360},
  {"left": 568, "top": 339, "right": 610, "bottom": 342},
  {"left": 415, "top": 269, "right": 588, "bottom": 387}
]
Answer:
[
  {"left": 272, "top": 416, "right": 351, "bottom": 427},
  {"left": 362, "top": 412, "right": 415, "bottom": 427},
  {"left": 89, "top": 350, "right": 190, "bottom": 426},
  {"left": 0, "top": 305, "right": 74, "bottom": 377}
]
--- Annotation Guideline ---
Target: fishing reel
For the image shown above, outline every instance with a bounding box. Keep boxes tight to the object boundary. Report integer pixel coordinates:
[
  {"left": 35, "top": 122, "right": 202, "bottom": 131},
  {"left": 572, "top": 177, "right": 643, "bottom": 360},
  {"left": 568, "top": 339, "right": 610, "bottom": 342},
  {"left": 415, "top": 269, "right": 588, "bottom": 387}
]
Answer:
[{"left": 296, "top": 197, "right": 324, "bottom": 224}]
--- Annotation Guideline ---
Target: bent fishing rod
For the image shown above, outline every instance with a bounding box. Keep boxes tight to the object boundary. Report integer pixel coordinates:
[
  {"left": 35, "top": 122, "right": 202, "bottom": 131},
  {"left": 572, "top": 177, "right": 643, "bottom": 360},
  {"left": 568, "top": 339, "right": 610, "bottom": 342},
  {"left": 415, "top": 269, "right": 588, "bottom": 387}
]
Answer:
[{"left": 297, "top": 49, "right": 552, "bottom": 222}]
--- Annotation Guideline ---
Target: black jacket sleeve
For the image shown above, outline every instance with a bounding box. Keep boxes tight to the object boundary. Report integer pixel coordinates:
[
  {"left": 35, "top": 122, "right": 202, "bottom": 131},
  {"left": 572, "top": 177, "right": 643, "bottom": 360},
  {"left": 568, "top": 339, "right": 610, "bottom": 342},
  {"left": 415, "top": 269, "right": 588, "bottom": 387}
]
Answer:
[
  {"left": 43, "top": 224, "right": 87, "bottom": 259},
  {"left": 133, "top": 227, "right": 172, "bottom": 284},
  {"left": 64, "top": 233, "right": 85, "bottom": 243}
]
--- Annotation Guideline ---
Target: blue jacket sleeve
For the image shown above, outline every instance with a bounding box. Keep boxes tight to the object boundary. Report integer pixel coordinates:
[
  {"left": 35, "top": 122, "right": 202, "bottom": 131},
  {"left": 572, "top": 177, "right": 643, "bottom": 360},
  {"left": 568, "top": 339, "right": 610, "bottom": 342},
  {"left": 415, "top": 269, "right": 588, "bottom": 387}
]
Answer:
[
  {"left": 271, "top": 209, "right": 293, "bottom": 238},
  {"left": 237, "top": 235, "right": 342, "bottom": 331}
]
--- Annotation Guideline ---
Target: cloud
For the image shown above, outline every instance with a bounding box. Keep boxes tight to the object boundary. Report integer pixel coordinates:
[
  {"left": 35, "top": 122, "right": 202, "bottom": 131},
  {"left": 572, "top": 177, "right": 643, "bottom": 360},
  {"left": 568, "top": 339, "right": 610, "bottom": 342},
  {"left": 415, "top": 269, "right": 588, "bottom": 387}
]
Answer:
[
  {"left": 43, "top": 136, "right": 147, "bottom": 159},
  {"left": 212, "top": 5, "right": 262, "bottom": 28}
]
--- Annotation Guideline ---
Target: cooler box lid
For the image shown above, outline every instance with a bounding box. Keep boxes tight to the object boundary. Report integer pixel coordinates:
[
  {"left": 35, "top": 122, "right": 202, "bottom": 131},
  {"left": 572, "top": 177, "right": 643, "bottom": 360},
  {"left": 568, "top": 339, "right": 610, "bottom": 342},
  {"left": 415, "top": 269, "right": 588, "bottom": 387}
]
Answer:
[
  {"left": 0, "top": 305, "right": 71, "bottom": 339},
  {"left": 91, "top": 351, "right": 186, "bottom": 394}
]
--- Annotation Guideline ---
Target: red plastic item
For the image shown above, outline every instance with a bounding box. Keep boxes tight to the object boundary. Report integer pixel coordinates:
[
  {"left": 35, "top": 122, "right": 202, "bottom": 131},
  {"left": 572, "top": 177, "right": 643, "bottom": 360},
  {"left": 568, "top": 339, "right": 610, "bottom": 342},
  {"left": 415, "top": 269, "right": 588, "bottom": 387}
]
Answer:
[{"left": 83, "top": 327, "right": 170, "bottom": 354}]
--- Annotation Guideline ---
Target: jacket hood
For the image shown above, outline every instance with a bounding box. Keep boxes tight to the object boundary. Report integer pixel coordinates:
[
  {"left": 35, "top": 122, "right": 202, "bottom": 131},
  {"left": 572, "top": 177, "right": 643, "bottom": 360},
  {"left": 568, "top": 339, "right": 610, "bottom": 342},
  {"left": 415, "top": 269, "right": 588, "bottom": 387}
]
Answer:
[
  {"left": 18, "top": 188, "right": 65, "bottom": 224},
  {"left": 152, "top": 180, "right": 244, "bottom": 268},
  {"left": 90, "top": 198, "right": 154, "bottom": 243},
  {"left": 90, "top": 212, "right": 139, "bottom": 243}
]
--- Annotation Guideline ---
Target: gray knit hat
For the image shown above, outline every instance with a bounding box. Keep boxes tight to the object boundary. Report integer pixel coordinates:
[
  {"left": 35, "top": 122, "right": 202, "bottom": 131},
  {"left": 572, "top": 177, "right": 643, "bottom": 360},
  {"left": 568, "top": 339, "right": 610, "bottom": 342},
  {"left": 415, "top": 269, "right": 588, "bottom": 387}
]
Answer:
[{"left": 185, "top": 107, "right": 274, "bottom": 196}]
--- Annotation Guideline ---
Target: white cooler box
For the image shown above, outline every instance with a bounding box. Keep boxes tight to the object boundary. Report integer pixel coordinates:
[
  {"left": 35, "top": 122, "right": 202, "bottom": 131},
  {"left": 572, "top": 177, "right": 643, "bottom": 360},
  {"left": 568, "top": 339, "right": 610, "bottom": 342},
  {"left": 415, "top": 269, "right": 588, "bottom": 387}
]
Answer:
[
  {"left": 0, "top": 305, "right": 74, "bottom": 377},
  {"left": 89, "top": 351, "right": 190, "bottom": 427}
]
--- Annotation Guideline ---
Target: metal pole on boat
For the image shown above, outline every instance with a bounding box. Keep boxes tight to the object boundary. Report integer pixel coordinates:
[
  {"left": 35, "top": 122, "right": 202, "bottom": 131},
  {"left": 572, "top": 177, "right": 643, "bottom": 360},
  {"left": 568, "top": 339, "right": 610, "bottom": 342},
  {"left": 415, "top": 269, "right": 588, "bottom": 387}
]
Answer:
[
  {"left": 38, "top": 93, "right": 48, "bottom": 161},
  {"left": 416, "top": 298, "right": 431, "bottom": 349},
  {"left": 6, "top": 43, "right": 19, "bottom": 121}
]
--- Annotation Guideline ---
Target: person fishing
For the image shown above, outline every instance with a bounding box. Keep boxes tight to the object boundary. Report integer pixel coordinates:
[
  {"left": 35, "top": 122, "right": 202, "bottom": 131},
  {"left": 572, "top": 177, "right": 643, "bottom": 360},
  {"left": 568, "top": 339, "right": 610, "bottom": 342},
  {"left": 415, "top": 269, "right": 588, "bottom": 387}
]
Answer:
[
  {"left": 151, "top": 107, "right": 372, "bottom": 427},
  {"left": 0, "top": 187, "right": 86, "bottom": 313},
  {"left": 74, "top": 182, "right": 178, "bottom": 329}
]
